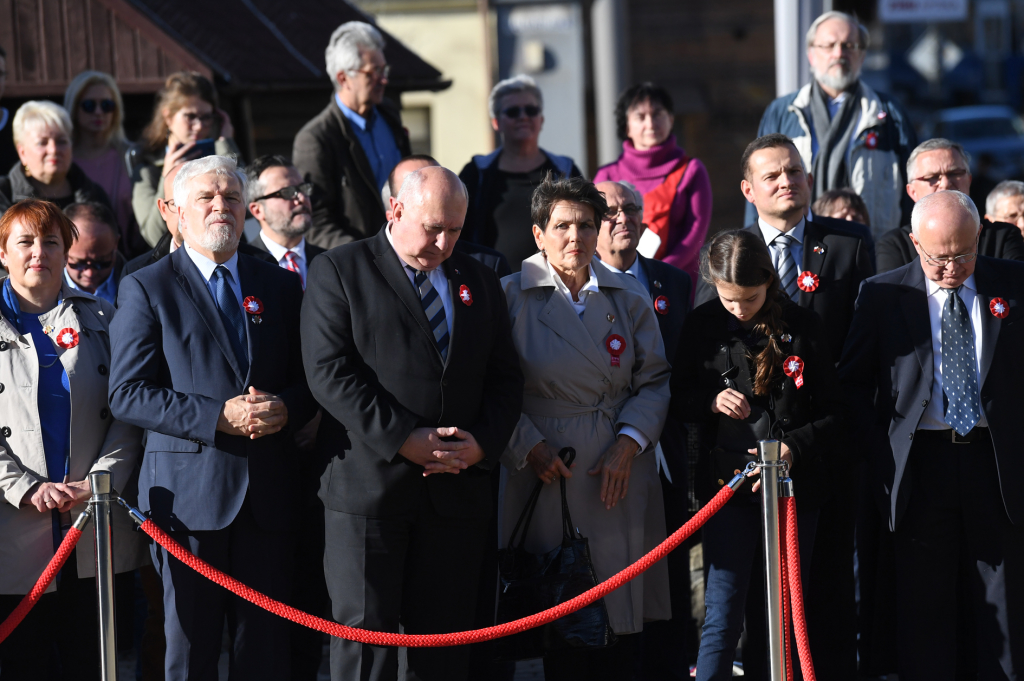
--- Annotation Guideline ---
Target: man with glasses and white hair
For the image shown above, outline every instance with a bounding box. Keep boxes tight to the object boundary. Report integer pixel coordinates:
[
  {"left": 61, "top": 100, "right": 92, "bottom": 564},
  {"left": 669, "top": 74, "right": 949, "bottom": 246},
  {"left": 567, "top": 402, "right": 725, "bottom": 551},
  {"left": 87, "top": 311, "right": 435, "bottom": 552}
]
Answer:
[
  {"left": 840, "top": 190, "right": 1024, "bottom": 679},
  {"left": 294, "top": 20, "right": 411, "bottom": 249},
  {"left": 985, "top": 180, "right": 1024, "bottom": 236},
  {"left": 109, "top": 155, "right": 316, "bottom": 680},
  {"left": 750, "top": 11, "right": 917, "bottom": 237},
  {"left": 876, "top": 139, "right": 1024, "bottom": 272}
]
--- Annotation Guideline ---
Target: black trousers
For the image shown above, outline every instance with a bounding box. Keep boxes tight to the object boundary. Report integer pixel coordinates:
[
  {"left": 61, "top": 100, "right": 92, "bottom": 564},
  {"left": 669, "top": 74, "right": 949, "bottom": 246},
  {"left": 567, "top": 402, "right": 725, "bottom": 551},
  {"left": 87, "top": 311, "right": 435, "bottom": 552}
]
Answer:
[
  {"left": 324, "top": 497, "right": 489, "bottom": 681},
  {"left": 894, "top": 431, "right": 1024, "bottom": 680},
  {"left": 543, "top": 633, "right": 636, "bottom": 681},
  {"left": 152, "top": 498, "right": 294, "bottom": 681}
]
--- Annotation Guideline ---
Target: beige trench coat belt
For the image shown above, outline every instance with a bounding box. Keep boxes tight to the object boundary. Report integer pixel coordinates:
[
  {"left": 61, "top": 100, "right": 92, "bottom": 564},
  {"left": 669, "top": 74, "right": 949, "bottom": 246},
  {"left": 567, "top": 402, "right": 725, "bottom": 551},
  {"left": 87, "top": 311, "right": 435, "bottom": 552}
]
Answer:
[{"left": 521, "top": 394, "right": 631, "bottom": 426}]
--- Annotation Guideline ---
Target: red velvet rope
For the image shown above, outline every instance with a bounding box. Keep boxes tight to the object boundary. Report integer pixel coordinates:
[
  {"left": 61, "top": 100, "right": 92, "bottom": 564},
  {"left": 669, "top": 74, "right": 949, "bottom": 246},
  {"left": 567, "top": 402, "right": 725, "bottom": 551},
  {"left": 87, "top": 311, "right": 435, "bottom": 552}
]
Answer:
[
  {"left": 136, "top": 484, "right": 736, "bottom": 647},
  {"left": 0, "top": 527, "right": 84, "bottom": 643},
  {"left": 783, "top": 495, "right": 816, "bottom": 681},
  {"left": 779, "top": 499, "right": 794, "bottom": 681}
]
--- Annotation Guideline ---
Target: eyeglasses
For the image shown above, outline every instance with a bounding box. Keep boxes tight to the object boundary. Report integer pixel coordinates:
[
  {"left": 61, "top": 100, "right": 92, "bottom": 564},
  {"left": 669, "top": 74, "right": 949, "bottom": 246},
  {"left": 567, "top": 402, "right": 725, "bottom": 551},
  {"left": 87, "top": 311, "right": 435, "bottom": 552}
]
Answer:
[
  {"left": 67, "top": 257, "right": 114, "bottom": 271},
  {"left": 80, "top": 99, "right": 116, "bottom": 114},
  {"left": 811, "top": 41, "right": 864, "bottom": 53},
  {"left": 254, "top": 182, "right": 314, "bottom": 202},
  {"left": 603, "top": 204, "right": 642, "bottom": 221},
  {"left": 502, "top": 105, "right": 542, "bottom": 119},
  {"left": 917, "top": 245, "right": 978, "bottom": 267},
  {"left": 911, "top": 169, "right": 970, "bottom": 187},
  {"left": 350, "top": 64, "right": 391, "bottom": 80},
  {"left": 181, "top": 112, "right": 216, "bottom": 126}
]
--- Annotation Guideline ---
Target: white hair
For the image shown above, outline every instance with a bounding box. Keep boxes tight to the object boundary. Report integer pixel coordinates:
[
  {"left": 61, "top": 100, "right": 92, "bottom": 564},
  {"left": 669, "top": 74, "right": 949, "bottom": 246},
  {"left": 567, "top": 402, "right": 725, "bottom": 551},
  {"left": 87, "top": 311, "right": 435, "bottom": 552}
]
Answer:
[
  {"left": 986, "top": 180, "right": 1024, "bottom": 216},
  {"left": 395, "top": 167, "right": 469, "bottom": 206},
  {"left": 911, "top": 190, "right": 980, "bottom": 239},
  {"left": 12, "top": 100, "right": 73, "bottom": 147},
  {"left": 325, "top": 21, "right": 386, "bottom": 89},
  {"left": 805, "top": 11, "right": 870, "bottom": 49},
  {"left": 173, "top": 155, "right": 248, "bottom": 208},
  {"left": 488, "top": 75, "right": 544, "bottom": 120},
  {"left": 907, "top": 138, "right": 971, "bottom": 181},
  {"left": 616, "top": 180, "right": 644, "bottom": 209}
]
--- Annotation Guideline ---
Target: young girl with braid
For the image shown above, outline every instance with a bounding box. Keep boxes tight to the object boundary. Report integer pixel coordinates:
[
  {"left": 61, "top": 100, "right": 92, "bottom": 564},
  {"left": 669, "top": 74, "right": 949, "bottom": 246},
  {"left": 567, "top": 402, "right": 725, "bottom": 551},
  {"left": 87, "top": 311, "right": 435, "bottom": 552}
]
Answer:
[{"left": 671, "top": 229, "right": 846, "bottom": 680}]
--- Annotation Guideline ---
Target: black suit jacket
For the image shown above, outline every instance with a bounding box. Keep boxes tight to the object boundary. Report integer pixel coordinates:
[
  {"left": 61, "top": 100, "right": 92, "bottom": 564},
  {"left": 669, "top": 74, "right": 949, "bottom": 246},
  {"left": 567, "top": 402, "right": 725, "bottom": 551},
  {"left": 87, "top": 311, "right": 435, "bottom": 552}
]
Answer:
[
  {"left": 838, "top": 257, "right": 1024, "bottom": 529},
  {"left": 109, "top": 248, "right": 316, "bottom": 532},
  {"left": 300, "top": 227, "right": 524, "bottom": 519},
  {"left": 695, "top": 220, "right": 873, "bottom": 362},
  {"left": 244, "top": 230, "right": 327, "bottom": 267},
  {"left": 812, "top": 213, "right": 875, "bottom": 264},
  {"left": 123, "top": 233, "right": 276, "bottom": 277},
  {"left": 454, "top": 240, "right": 512, "bottom": 279},
  {"left": 876, "top": 219, "right": 1024, "bottom": 273},
  {"left": 637, "top": 255, "right": 691, "bottom": 362}
]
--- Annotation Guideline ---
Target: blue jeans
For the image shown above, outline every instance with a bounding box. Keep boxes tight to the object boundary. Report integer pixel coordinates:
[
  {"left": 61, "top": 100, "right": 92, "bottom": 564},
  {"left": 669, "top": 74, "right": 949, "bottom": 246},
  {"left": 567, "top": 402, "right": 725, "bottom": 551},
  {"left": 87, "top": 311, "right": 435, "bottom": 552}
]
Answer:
[{"left": 695, "top": 501, "right": 818, "bottom": 681}]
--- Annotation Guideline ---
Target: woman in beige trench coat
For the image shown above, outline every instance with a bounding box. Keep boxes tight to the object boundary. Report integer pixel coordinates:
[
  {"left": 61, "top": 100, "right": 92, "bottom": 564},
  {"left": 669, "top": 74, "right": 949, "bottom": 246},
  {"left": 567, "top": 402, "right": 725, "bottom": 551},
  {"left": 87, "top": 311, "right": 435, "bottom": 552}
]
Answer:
[
  {"left": 500, "top": 176, "right": 672, "bottom": 679},
  {"left": 0, "top": 200, "right": 147, "bottom": 677}
]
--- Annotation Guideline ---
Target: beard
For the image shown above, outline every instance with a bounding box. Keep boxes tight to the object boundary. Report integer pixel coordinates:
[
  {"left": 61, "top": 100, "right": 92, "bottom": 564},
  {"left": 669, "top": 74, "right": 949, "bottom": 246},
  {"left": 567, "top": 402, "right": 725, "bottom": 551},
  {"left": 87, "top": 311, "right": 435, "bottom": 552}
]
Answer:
[
  {"left": 268, "top": 208, "right": 312, "bottom": 239},
  {"left": 194, "top": 213, "right": 239, "bottom": 254},
  {"left": 812, "top": 59, "right": 860, "bottom": 93}
]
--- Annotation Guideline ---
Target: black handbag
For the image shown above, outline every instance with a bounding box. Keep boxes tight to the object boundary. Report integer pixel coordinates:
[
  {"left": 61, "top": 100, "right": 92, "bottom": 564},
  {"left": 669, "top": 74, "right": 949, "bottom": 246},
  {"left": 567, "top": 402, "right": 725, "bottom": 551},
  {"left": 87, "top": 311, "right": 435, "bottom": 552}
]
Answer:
[{"left": 495, "top": 447, "right": 617, "bottom": 660}]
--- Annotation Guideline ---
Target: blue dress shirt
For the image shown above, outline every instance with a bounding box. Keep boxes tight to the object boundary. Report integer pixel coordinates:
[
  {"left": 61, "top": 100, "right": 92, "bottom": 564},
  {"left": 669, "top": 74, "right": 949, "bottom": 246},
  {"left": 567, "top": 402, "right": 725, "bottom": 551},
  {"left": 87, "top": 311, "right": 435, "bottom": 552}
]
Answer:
[
  {"left": 63, "top": 268, "right": 117, "bottom": 306},
  {"left": 335, "top": 93, "right": 403, "bottom": 191}
]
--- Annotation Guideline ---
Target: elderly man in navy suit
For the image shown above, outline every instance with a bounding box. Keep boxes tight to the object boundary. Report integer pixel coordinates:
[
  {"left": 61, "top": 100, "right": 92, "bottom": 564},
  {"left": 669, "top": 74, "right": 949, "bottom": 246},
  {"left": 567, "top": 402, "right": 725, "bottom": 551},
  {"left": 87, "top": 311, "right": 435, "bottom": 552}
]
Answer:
[
  {"left": 109, "top": 155, "right": 315, "bottom": 680},
  {"left": 840, "top": 190, "right": 1024, "bottom": 679}
]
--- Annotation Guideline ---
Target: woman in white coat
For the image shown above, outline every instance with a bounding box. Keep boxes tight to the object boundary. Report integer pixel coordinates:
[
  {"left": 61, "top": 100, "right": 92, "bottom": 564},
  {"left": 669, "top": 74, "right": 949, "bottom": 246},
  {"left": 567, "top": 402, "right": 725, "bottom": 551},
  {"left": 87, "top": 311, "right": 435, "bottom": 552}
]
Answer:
[
  {"left": 0, "top": 199, "right": 146, "bottom": 678},
  {"left": 500, "top": 175, "right": 672, "bottom": 679}
]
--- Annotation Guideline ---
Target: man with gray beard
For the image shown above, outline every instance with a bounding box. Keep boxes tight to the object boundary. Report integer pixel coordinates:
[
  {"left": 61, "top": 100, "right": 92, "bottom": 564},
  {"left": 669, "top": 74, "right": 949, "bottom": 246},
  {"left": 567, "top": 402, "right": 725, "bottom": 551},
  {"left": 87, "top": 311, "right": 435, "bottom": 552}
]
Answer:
[
  {"left": 748, "top": 11, "right": 916, "bottom": 240},
  {"left": 109, "top": 155, "right": 316, "bottom": 680},
  {"left": 246, "top": 155, "right": 325, "bottom": 289}
]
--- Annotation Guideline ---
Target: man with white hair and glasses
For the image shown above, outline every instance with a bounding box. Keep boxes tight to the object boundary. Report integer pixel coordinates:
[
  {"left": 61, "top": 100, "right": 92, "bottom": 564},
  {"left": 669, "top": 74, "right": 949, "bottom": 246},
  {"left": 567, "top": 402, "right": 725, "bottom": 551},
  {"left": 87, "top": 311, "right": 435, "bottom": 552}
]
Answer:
[
  {"left": 750, "top": 11, "right": 917, "bottom": 238},
  {"left": 294, "top": 20, "right": 411, "bottom": 249},
  {"left": 109, "top": 155, "right": 316, "bottom": 680}
]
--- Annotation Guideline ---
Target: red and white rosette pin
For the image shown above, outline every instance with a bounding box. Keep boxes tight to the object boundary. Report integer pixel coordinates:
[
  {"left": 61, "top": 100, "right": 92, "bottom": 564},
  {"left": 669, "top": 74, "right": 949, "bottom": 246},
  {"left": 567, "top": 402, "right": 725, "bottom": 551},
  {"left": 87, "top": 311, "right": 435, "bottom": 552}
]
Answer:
[
  {"left": 865, "top": 131, "right": 878, "bottom": 149},
  {"left": 242, "top": 296, "right": 264, "bottom": 315},
  {"left": 796, "top": 271, "right": 819, "bottom": 293},
  {"left": 990, "top": 297, "right": 1009, "bottom": 319},
  {"left": 783, "top": 355, "right": 805, "bottom": 389},
  {"left": 606, "top": 334, "right": 626, "bottom": 367},
  {"left": 55, "top": 328, "right": 79, "bottom": 350},
  {"left": 459, "top": 285, "right": 473, "bottom": 306},
  {"left": 654, "top": 295, "right": 670, "bottom": 315}
]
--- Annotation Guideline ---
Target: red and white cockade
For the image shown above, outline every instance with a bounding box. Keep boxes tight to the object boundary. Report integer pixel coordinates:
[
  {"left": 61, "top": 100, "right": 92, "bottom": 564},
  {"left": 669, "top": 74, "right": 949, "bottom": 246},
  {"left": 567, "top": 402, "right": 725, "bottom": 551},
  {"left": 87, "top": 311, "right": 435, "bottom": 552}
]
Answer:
[
  {"left": 242, "top": 296, "right": 264, "bottom": 315},
  {"left": 783, "top": 355, "right": 805, "bottom": 389},
  {"left": 654, "top": 296, "right": 669, "bottom": 315},
  {"left": 796, "top": 271, "right": 819, "bottom": 293},
  {"left": 55, "top": 328, "right": 79, "bottom": 349},
  {"left": 990, "top": 297, "right": 1009, "bottom": 319},
  {"left": 606, "top": 334, "right": 626, "bottom": 367},
  {"left": 459, "top": 285, "right": 473, "bottom": 306}
]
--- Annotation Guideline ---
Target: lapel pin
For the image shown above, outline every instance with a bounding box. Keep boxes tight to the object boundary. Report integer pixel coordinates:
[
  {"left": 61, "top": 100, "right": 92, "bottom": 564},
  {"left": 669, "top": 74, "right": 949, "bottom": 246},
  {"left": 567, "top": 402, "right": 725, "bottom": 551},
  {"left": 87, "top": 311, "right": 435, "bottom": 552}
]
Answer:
[
  {"left": 606, "top": 313, "right": 616, "bottom": 323},
  {"left": 454, "top": 268, "right": 460, "bottom": 275},
  {"left": 459, "top": 284, "right": 473, "bottom": 306},
  {"left": 606, "top": 334, "right": 626, "bottom": 367},
  {"left": 797, "top": 271, "right": 820, "bottom": 292},
  {"left": 783, "top": 355, "right": 805, "bottom": 389},
  {"left": 813, "top": 245, "right": 826, "bottom": 255},
  {"left": 55, "top": 328, "right": 79, "bottom": 349},
  {"left": 43, "top": 325, "right": 54, "bottom": 335},
  {"left": 654, "top": 296, "right": 669, "bottom": 315},
  {"left": 250, "top": 315, "right": 262, "bottom": 325},
  {"left": 653, "top": 280, "right": 662, "bottom": 289},
  {"left": 865, "top": 131, "right": 879, "bottom": 149},
  {"left": 780, "top": 333, "right": 792, "bottom": 343},
  {"left": 990, "top": 297, "right": 1009, "bottom": 318},
  {"left": 243, "top": 296, "right": 264, "bottom": 324}
]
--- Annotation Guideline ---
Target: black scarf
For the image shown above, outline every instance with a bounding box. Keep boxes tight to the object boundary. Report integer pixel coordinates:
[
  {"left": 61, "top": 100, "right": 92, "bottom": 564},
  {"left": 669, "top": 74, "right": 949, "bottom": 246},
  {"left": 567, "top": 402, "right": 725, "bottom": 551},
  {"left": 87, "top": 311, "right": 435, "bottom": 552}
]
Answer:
[{"left": 810, "top": 79, "right": 860, "bottom": 201}]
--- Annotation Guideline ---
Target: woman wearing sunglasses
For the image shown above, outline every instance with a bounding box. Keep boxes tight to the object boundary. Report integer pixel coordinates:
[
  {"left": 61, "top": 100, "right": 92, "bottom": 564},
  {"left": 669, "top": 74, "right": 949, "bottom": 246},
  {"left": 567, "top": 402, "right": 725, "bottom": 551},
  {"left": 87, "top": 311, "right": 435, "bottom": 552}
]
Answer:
[
  {"left": 63, "top": 71, "right": 147, "bottom": 258},
  {"left": 459, "top": 75, "right": 583, "bottom": 272}
]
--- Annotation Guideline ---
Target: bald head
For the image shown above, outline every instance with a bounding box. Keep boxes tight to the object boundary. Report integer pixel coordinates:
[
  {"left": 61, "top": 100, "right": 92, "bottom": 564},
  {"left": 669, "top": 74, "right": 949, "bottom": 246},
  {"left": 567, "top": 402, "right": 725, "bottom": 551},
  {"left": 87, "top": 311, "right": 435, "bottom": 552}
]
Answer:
[
  {"left": 390, "top": 166, "right": 469, "bottom": 271},
  {"left": 909, "top": 190, "right": 981, "bottom": 288},
  {"left": 158, "top": 163, "right": 184, "bottom": 244},
  {"left": 384, "top": 156, "right": 440, "bottom": 221}
]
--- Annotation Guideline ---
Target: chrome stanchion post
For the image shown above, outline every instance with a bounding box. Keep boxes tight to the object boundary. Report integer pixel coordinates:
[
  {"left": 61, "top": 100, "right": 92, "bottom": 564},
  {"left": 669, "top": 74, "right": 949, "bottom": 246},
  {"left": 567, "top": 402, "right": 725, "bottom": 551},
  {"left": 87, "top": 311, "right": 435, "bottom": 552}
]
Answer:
[
  {"left": 758, "top": 439, "right": 786, "bottom": 681},
  {"left": 89, "top": 471, "right": 117, "bottom": 681}
]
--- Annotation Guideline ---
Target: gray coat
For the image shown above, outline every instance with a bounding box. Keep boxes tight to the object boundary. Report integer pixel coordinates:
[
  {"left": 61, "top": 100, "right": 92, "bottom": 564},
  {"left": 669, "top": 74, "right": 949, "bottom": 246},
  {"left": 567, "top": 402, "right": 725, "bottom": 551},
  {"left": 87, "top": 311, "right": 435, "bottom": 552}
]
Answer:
[
  {"left": 500, "top": 253, "right": 673, "bottom": 634},
  {"left": 0, "top": 281, "right": 147, "bottom": 594}
]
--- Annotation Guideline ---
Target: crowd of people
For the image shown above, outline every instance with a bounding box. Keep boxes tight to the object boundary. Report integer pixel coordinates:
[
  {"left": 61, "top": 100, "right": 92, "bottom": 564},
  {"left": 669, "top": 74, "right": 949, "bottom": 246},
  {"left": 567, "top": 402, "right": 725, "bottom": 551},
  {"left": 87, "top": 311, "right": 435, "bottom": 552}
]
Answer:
[{"left": 0, "top": 9, "right": 1022, "bottom": 681}]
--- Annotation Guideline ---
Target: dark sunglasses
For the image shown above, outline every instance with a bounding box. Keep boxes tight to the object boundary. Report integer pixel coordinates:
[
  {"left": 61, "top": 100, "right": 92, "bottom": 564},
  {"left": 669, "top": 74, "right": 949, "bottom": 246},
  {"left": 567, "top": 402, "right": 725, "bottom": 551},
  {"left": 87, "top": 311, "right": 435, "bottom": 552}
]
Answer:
[
  {"left": 254, "top": 182, "right": 314, "bottom": 202},
  {"left": 80, "top": 99, "right": 116, "bottom": 114},
  {"left": 67, "top": 257, "right": 114, "bottom": 271},
  {"left": 501, "top": 105, "right": 541, "bottom": 119}
]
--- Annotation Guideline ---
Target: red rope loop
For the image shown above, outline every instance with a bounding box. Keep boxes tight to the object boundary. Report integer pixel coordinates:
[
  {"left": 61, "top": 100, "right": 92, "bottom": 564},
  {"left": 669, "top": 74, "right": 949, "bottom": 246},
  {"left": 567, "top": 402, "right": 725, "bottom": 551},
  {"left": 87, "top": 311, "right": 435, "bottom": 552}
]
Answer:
[
  {"left": 783, "top": 495, "right": 816, "bottom": 681},
  {"left": 137, "top": 484, "right": 736, "bottom": 647},
  {"left": 0, "top": 527, "right": 84, "bottom": 643}
]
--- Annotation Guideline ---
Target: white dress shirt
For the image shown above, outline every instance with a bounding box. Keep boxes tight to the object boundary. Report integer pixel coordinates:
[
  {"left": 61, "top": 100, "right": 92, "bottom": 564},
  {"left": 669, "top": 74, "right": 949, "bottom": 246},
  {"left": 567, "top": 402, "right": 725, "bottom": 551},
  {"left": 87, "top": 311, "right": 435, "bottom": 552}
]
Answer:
[
  {"left": 758, "top": 217, "right": 805, "bottom": 275},
  {"left": 547, "top": 259, "right": 650, "bottom": 452},
  {"left": 597, "top": 254, "right": 650, "bottom": 292},
  {"left": 385, "top": 223, "right": 453, "bottom": 339},
  {"left": 919, "top": 275, "right": 989, "bottom": 430},
  {"left": 259, "top": 231, "right": 308, "bottom": 284}
]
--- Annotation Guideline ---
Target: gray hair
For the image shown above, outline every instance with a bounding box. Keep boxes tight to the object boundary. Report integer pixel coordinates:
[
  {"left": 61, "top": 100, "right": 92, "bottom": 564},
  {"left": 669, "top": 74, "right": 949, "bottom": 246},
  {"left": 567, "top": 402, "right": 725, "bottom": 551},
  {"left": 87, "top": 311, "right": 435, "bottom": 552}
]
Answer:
[
  {"left": 488, "top": 75, "right": 544, "bottom": 120},
  {"left": 985, "top": 180, "right": 1024, "bottom": 216},
  {"left": 325, "top": 21, "right": 386, "bottom": 89},
  {"left": 907, "top": 138, "right": 972, "bottom": 181},
  {"left": 12, "top": 100, "right": 73, "bottom": 147},
  {"left": 173, "top": 155, "right": 248, "bottom": 208},
  {"left": 911, "top": 190, "right": 980, "bottom": 239},
  {"left": 395, "top": 167, "right": 469, "bottom": 206},
  {"left": 805, "top": 11, "right": 870, "bottom": 49}
]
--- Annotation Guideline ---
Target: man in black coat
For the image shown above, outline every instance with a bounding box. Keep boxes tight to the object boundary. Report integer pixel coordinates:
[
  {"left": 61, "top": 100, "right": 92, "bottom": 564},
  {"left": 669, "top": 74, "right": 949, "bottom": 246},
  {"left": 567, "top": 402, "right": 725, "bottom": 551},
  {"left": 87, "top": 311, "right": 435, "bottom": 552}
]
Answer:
[
  {"left": 301, "top": 167, "right": 523, "bottom": 681},
  {"left": 694, "top": 133, "right": 872, "bottom": 679},
  {"left": 293, "top": 22, "right": 411, "bottom": 250},
  {"left": 595, "top": 179, "right": 692, "bottom": 678},
  {"left": 839, "top": 190, "right": 1024, "bottom": 679},
  {"left": 876, "top": 138, "right": 1024, "bottom": 273}
]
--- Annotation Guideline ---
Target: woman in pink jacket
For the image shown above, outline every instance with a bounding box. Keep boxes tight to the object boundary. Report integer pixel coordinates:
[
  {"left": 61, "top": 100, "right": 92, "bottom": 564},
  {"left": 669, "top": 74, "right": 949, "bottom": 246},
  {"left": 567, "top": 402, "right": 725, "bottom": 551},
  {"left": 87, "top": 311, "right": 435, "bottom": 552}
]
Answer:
[{"left": 594, "top": 83, "right": 712, "bottom": 289}]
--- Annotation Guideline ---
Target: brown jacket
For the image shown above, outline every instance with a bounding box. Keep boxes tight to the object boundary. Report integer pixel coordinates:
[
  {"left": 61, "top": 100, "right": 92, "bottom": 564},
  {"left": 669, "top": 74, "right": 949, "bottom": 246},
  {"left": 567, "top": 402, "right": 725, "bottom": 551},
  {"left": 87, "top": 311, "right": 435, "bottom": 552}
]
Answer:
[{"left": 292, "top": 98, "right": 410, "bottom": 250}]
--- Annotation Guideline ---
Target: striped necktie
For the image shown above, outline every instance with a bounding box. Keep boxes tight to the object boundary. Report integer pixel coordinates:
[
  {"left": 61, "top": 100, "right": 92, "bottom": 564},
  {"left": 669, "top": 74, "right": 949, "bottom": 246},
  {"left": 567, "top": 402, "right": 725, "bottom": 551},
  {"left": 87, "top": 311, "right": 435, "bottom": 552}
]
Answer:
[
  {"left": 773, "top": 234, "right": 799, "bottom": 298},
  {"left": 408, "top": 266, "right": 449, "bottom": 360},
  {"left": 283, "top": 251, "right": 304, "bottom": 289}
]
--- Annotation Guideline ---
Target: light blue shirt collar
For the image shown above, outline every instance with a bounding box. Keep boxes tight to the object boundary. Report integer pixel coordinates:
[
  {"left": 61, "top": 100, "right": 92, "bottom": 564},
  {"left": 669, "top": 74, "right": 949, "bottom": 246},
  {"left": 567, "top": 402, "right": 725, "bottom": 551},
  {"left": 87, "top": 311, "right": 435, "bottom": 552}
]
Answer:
[
  {"left": 597, "top": 253, "right": 649, "bottom": 292},
  {"left": 184, "top": 242, "right": 240, "bottom": 283},
  {"left": 335, "top": 93, "right": 374, "bottom": 132},
  {"left": 63, "top": 268, "right": 117, "bottom": 306},
  {"left": 757, "top": 217, "right": 805, "bottom": 246}
]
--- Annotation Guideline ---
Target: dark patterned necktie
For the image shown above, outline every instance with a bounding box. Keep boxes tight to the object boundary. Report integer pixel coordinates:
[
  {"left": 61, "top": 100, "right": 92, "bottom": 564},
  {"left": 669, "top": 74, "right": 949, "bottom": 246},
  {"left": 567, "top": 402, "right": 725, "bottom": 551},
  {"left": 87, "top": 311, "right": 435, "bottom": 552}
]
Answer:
[
  {"left": 941, "top": 286, "right": 980, "bottom": 435},
  {"left": 409, "top": 266, "right": 449, "bottom": 360},
  {"left": 213, "top": 266, "right": 248, "bottom": 369},
  {"left": 773, "top": 234, "right": 799, "bottom": 298}
]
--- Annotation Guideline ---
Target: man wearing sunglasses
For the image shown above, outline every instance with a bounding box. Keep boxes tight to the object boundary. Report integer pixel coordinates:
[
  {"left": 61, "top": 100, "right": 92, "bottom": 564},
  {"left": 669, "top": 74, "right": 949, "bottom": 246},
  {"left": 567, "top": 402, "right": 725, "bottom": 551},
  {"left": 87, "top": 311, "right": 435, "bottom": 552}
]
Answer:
[
  {"left": 876, "top": 138, "right": 1024, "bottom": 273},
  {"left": 294, "top": 21, "right": 411, "bottom": 250},
  {"left": 63, "top": 201, "right": 124, "bottom": 305}
]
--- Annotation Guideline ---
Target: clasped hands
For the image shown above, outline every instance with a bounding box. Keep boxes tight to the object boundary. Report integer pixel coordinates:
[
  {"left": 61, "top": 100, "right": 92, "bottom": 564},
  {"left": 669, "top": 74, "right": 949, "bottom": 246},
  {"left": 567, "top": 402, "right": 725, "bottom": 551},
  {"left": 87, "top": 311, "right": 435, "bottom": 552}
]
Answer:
[
  {"left": 218, "top": 387, "right": 288, "bottom": 439},
  {"left": 24, "top": 479, "right": 91, "bottom": 513},
  {"left": 401, "top": 427, "right": 485, "bottom": 476},
  {"left": 712, "top": 388, "right": 793, "bottom": 492},
  {"left": 527, "top": 434, "right": 639, "bottom": 511}
]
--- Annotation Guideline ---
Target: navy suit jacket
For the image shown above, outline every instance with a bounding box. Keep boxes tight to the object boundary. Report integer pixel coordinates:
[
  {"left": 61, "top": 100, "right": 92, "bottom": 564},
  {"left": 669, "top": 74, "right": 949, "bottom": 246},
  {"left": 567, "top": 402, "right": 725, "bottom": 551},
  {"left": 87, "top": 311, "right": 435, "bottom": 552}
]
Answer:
[
  {"left": 108, "top": 247, "right": 315, "bottom": 533},
  {"left": 838, "top": 256, "right": 1024, "bottom": 529},
  {"left": 637, "top": 255, "right": 691, "bottom": 362}
]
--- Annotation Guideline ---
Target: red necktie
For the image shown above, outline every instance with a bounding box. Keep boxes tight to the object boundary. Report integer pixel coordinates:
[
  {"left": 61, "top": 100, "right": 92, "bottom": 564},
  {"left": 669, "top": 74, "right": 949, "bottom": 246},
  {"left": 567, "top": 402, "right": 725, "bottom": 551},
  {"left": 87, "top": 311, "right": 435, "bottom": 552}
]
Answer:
[{"left": 283, "top": 251, "right": 304, "bottom": 290}]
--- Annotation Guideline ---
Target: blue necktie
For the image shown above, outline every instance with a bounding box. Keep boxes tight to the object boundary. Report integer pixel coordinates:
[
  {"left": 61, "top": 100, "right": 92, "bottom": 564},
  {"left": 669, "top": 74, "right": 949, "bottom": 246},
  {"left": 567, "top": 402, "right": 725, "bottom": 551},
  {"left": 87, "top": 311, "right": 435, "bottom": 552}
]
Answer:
[
  {"left": 409, "top": 266, "right": 449, "bottom": 360},
  {"left": 213, "top": 266, "right": 248, "bottom": 370},
  {"left": 941, "top": 286, "right": 980, "bottom": 436}
]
